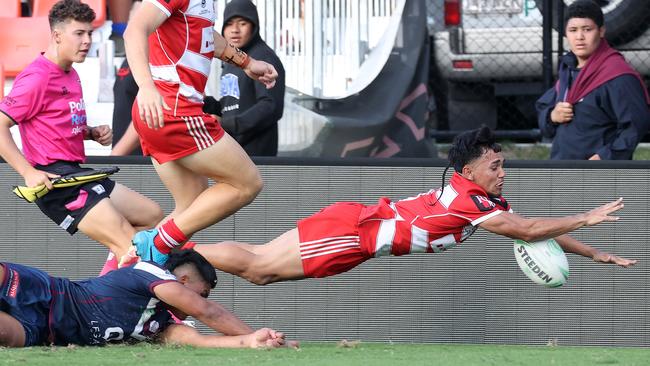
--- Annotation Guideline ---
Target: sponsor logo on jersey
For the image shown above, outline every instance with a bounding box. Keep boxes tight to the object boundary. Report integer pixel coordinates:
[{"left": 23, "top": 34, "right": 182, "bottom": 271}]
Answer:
[
  {"left": 220, "top": 73, "right": 240, "bottom": 99},
  {"left": 1, "top": 96, "right": 16, "bottom": 107},
  {"left": 470, "top": 195, "right": 496, "bottom": 212},
  {"left": 6, "top": 269, "right": 19, "bottom": 298},
  {"left": 489, "top": 196, "right": 509, "bottom": 210},
  {"left": 200, "top": 27, "right": 215, "bottom": 53}
]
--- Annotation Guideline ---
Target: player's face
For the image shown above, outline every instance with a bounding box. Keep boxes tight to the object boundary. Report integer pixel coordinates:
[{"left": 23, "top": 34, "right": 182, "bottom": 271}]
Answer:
[
  {"left": 53, "top": 20, "right": 93, "bottom": 66},
  {"left": 181, "top": 273, "right": 212, "bottom": 298},
  {"left": 565, "top": 17, "right": 605, "bottom": 67},
  {"left": 223, "top": 17, "right": 254, "bottom": 49},
  {"left": 465, "top": 149, "right": 505, "bottom": 196}
]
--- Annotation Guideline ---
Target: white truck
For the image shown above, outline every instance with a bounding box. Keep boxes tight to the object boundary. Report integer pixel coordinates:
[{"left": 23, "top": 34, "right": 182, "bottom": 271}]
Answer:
[{"left": 429, "top": 0, "right": 650, "bottom": 132}]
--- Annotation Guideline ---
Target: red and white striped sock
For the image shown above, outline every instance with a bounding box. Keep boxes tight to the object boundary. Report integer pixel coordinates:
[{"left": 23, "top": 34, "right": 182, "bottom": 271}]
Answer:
[{"left": 154, "top": 219, "right": 188, "bottom": 254}]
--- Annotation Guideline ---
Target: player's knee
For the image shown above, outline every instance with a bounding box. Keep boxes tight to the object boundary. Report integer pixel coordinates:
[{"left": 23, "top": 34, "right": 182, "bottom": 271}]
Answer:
[
  {"left": 243, "top": 259, "right": 274, "bottom": 285},
  {"left": 241, "top": 174, "right": 263, "bottom": 205},
  {"left": 144, "top": 204, "right": 164, "bottom": 228}
]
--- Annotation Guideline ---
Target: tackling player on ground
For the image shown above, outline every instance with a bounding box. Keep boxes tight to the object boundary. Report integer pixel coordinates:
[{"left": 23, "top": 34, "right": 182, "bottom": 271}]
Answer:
[
  {"left": 123, "top": 0, "right": 278, "bottom": 265},
  {"left": 0, "top": 249, "right": 287, "bottom": 348},
  {"left": 180, "top": 126, "right": 636, "bottom": 284}
]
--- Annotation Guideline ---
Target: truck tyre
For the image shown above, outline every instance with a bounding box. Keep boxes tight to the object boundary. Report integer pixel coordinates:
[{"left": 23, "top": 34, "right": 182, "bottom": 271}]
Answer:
[{"left": 535, "top": 0, "right": 650, "bottom": 46}]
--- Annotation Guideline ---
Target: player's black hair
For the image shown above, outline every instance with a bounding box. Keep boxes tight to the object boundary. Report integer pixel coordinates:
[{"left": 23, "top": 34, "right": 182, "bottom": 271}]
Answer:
[
  {"left": 165, "top": 249, "right": 218, "bottom": 289},
  {"left": 49, "top": 0, "right": 96, "bottom": 29},
  {"left": 429, "top": 126, "right": 501, "bottom": 207},
  {"left": 447, "top": 126, "right": 502, "bottom": 173},
  {"left": 564, "top": 0, "right": 604, "bottom": 28}
]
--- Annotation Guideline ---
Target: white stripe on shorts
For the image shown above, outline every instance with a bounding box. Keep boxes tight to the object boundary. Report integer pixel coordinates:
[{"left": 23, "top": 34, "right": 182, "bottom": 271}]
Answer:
[
  {"left": 182, "top": 116, "right": 215, "bottom": 151},
  {"left": 299, "top": 236, "right": 360, "bottom": 260}
]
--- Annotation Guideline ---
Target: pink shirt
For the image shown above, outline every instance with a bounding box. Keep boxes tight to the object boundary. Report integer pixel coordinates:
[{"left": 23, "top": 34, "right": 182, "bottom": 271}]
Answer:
[{"left": 0, "top": 55, "right": 87, "bottom": 166}]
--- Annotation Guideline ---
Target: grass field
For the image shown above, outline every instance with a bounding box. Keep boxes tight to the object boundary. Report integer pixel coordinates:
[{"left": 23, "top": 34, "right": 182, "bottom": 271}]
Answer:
[{"left": 3, "top": 343, "right": 650, "bottom": 366}]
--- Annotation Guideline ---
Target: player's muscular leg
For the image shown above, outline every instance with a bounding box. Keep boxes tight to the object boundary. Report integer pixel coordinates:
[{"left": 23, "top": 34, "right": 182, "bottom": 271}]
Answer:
[
  {"left": 194, "top": 229, "right": 304, "bottom": 285},
  {"left": 110, "top": 183, "right": 164, "bottom": 230},
  {"left": 162, "top": 134, "right": 263, "bottom": 236},
  {"left": 77, "top": 199, "right": 137, "bottom": 260},
  {"left": 153, "top": 159, "right": 208, "bottom": 225}
]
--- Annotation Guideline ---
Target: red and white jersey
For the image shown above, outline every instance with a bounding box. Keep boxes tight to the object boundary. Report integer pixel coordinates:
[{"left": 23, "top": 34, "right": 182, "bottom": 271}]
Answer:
[
  {"left": 358, "top": 172, "right": 512, "bottom": 258},
  {"left": 145, "top": 0, "right": 216, "bottom": 116}
]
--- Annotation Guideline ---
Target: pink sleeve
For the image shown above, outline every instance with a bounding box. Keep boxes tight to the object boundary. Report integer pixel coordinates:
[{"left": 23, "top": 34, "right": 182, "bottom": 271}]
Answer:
[{"left": 0, "top": 70, "right": 45, "bottom": 124}]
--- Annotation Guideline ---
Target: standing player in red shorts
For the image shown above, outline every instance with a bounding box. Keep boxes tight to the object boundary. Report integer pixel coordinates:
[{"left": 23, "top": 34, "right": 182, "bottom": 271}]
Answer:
[
  {"left": 123, "top": 0, "right": 278, "bottom": 264},
  {"left": 180, "top": 127, "right": 637, "bottom": 284}
]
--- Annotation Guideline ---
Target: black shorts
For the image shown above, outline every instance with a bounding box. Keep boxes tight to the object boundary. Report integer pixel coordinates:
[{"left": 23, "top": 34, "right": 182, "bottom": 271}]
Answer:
[{"left": 33, "top": 161, "right": 115, "bottom": 235}]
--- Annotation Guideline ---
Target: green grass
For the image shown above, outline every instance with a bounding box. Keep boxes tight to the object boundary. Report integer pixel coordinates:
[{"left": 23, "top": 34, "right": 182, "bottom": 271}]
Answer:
[{"left": 3, "top": 343, "right": 650, "bottom": 366}]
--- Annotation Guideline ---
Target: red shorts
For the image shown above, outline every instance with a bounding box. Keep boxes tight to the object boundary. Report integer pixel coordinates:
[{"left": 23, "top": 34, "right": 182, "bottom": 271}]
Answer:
[
  {"left": 132, "top": 104, "right": 225, "bottom": 164},
  {"left": 297, "top": 202, "right": 371, "bottom": 278}
]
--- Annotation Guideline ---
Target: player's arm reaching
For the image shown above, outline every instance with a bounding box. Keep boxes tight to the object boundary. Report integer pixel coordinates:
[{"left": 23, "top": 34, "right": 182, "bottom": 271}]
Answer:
[
  {"left": 554, "top": 234, "right": 637, "bottom": 267},
  {"left": 153, "top": 281, "right": 286, "bottom": 348},
  {"left": 153, "top": 281, "right": 252, "bottom": 336},
  {"left": 212, "top": 31, "right": 278, "bottom": 89},
  {"left": 159, "top": 323, "right": 286, "bottom": 348},
  {"left": 479, "top": 198, "right": 623, "bottom": 242},
  {"left": 480, "top": 198, "right": 636, "bottom": 267}
]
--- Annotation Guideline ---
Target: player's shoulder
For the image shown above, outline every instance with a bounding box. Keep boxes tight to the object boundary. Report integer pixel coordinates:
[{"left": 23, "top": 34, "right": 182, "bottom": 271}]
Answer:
[
  {"left": 132, "top": 261, "right": 177, "bottom": 281},
  {"left": 14, "top": 58, "right": 51, "bottom": 83}
]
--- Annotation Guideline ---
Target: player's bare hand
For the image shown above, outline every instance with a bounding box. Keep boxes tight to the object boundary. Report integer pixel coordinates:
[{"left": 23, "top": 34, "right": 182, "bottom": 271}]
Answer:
[
  {"left": 593, "top": 251, "right": 638, "bottom": 268},
  {"left": 23, "top": 168, "right": 59, "bottom": 190},
  {"left": 244, "top": 59, "right": 277, "bottom": 89},
  {"left": 550, "top": 102, "right": 573, "bottom": 124},
  {"left": 91, "top": 125, "right": 113, "bottom": 146},
  {"left": 582, "top": 198, "right": 624, "bottom": 226},
  {"left": 588, "top": 154, "right": 601, "bottom": 160},
  {"left": 250, "top": 328, "right": 286, "bottom": 349},
  {"left": 136, "top": 84, "right": 171, "bottom": 129}
]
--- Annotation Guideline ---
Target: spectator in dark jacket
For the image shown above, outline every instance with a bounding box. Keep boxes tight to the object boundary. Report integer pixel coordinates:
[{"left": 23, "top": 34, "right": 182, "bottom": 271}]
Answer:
[
  {"left": 536, "top": 0, "right": 650, "bottom": 160},
  {"left": 203, "top": 0, "right": 285, "bottom": 156}
]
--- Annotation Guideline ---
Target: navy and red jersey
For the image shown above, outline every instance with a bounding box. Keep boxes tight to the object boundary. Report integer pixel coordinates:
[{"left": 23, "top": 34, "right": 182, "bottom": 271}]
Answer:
[{"left": 0, "top": 262, "right": 176, "bottom": 346}]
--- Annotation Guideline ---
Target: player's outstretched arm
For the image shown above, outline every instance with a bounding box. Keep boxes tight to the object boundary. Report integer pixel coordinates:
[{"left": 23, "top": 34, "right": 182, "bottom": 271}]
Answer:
[
  {"left": 123, "top": 2, "right": 171, "bottom": 130},
  {"left": 480, "top": 198, "right": 624, "bottom": 242},
  {"left": 158, "top": 324, "right": 286, "bottom": 348},
  {"left": 213, "top": 32, "right": 278, "bottom": 89},
  {"left": 153, "top": 282, "right": 253, "bottom": 336},
  {"left": 555, "top": 234, "right": 638, "bottom": 268}
]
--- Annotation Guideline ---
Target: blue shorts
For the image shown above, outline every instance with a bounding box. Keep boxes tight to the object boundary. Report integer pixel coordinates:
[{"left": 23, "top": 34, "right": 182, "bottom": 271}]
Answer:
[{"left": 0, "top": 263, "right": 53, "bottom": 346}]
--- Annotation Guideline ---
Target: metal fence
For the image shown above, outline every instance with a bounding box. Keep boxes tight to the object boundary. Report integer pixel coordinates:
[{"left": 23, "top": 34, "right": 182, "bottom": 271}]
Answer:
[
  {"left": 216, "top": 0, "right": 401, "bottom": 98},
  {"left": 426, "top": 0, "right": 650, "bottom": 137}
]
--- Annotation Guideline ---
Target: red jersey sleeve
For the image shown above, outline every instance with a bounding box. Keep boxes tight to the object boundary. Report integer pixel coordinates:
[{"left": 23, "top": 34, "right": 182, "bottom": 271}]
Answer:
[
  {"left": 144, "top": 0, "right": 188, "bottom": 16},
  {"left": 450, "top": 193, "right": 510, "bottom": 226}
]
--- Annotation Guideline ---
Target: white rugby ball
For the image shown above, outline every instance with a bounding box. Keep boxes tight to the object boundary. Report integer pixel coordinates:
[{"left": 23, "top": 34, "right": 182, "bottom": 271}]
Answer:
[{"left": 513, "top": 239, "right": 569, "bottom": 288}]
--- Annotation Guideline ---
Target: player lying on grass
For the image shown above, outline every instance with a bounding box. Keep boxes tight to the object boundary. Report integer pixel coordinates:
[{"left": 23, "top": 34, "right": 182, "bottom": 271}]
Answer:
[
  {"left": 134, "top": 126, "right": 636, "bottom": 284},
  {"left": 0, "top": 249, "right": 287, "bottom": 348}
]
